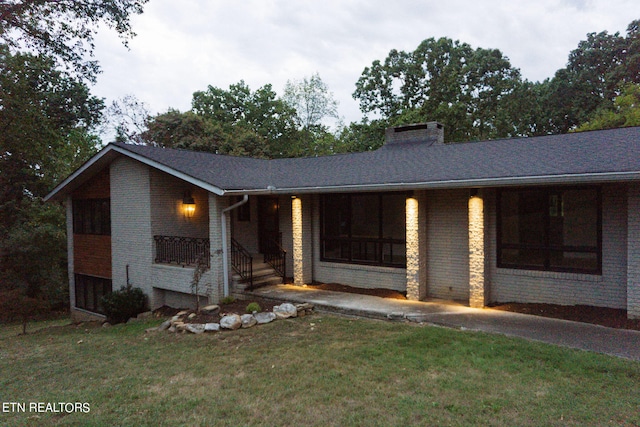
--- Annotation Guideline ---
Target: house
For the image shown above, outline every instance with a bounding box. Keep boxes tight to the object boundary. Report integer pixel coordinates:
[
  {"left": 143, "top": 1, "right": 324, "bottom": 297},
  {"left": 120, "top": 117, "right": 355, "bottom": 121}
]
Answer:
[{"left": 45, "top": 122, "right": 640, "bottom": 321}]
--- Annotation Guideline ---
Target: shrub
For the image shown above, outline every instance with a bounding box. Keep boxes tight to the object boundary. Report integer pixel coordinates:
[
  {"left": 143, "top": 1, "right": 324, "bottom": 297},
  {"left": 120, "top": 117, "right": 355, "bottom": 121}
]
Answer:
[
  {"left": 101, "top": 286, "right": 147, "bottom": 324},
  {"left": 246, "top": 302, "right": 261, "bottom": 313},
  {"left": 220, "top": 296, "right": 236, "bottom": 305}
]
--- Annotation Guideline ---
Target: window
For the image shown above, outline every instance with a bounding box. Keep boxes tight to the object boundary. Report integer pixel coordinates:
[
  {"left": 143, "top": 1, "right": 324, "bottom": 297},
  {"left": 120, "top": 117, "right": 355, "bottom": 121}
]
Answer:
[
  {"left": 497, "top": 186, "right": 601, "bottom": 274},
  {"left": 321, "top": 193, "right": 406, "bottom": 267},
  {"left": 73, "top": 198, "right": 111, "bottom": 235},
  {"left": 74, "top": 274, "right": 112, "bottom": 314}
]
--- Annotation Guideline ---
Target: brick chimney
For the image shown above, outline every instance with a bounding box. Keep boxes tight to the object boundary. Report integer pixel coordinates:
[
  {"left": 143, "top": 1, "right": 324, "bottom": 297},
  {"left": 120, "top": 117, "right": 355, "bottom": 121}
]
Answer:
[{"left": 384, "top": 122, "right": 444, "bottom": 146}]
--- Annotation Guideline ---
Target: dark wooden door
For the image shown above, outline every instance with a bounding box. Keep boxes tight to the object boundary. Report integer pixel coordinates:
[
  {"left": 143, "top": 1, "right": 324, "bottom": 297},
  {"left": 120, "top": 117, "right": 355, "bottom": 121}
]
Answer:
[{"left": 258, "top": 196, "right": 280, "bottom": 253}]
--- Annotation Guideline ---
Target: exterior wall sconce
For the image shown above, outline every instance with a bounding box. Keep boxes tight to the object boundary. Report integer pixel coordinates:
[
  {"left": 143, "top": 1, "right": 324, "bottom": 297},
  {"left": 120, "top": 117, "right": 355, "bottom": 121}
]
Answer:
[{"left": 183, "top": 191, "right": 196, "bottom": 218}]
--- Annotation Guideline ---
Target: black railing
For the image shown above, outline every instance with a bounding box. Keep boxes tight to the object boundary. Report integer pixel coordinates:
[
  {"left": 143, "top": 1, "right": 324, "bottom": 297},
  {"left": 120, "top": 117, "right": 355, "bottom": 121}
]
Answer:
[
  {"left": 264, "top": 236, "right": 287, "bottom": 282},
  {"left": 154, "top": 235, "right": 210, "bottom": 267},
  {"left": 231, "top": 238, "right": 253, "bottom": 288}
]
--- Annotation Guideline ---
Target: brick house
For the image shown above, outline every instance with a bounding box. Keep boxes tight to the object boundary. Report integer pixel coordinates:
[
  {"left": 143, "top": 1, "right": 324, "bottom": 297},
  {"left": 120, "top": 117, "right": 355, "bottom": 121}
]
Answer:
[{"left": 45, "top": 123, "right": 640, "bottom": 321}]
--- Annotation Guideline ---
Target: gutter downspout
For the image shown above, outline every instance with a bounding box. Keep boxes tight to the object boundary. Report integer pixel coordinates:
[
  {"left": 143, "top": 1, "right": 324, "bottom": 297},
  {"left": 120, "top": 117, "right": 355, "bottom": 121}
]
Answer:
[{"left": 221, "top": 195, "right": 249, "bottom": 298}]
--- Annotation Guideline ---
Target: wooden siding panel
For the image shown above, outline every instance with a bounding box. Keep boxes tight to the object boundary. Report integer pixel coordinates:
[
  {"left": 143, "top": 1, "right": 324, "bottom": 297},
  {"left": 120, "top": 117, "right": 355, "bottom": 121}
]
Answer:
[{"left": 73, "top": 234, "right": 112, "bottom": 278}]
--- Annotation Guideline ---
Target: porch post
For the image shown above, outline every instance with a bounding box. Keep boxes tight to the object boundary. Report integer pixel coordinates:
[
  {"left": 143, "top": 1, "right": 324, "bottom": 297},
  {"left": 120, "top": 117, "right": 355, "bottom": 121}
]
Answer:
[
  {"left": 628, "top": 185, "right": 640, "bottom": 319},
  {"left": 292, "top": 196, "right": 306, "bottom": 285},
  {"left": 406, "top": 196, "right": 420, "bottom": 300},
  {"left": 468, "top": 190, "right": 486, "bottom": 308},
  {"left": 208, "top": 193, "right": 226, "bottom": 302},
  {"left": 294, "top": 195, "right": 313, "bottom": 285}
]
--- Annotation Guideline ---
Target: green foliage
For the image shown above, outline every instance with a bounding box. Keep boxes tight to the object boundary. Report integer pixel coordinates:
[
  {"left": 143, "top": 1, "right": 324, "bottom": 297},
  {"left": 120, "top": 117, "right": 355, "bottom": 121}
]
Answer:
[
  {"left": 246, "top": 302, "right": 261, "bottom": 313},
  {"left": 0, "top": 0, "right": 148, "bottom": 81},
  {"left": 220, "top": 296, "right": 236, "bottom": 305},
  {"left": 101, "top": 286, "right": 148, "bottom": 324},
  {"left": 0, "top": 46, "right": 102, "bottom": 311},
  {"left": 576, "top": 84, "right": 640, "bottom": 131},
  {"left": 353, "top": 37, "right": 526, "bottom": 142}
]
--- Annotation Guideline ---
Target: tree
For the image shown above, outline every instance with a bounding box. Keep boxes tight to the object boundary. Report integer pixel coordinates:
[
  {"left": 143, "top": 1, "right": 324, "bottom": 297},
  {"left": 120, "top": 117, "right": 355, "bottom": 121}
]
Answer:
[
  {"left": 105, "top": 94, "right": 151, "bottom": 144},
  {"left": 537, "top": 19, "right": 640, "bottom": 134},
  {"left": 575, "top": 84, "right": 640, "bottom": 131},
  {"left": 283, "top": 73, "right": 341, "bottom": 130},
  {"left": 0, "top": 0, "right": 148, "bottom": 81},
  {"left": 0, "top": 46, "right": 103, "bottom": 308},
  {"left": 353, "top": 37, "right": 526, "bottom": 142}
]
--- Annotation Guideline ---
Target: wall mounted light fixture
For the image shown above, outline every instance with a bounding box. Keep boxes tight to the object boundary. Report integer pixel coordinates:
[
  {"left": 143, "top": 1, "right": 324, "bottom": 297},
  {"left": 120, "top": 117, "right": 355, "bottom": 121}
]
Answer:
[{"left": 182, "top": 191, "right": 196, "bottom": 218}]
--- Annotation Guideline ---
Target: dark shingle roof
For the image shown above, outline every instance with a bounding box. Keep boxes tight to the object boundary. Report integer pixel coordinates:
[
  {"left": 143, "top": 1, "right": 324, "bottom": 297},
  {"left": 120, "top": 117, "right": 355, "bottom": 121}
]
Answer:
[{"left": 104, "top": 126, "right": 640, "bottom": 194}]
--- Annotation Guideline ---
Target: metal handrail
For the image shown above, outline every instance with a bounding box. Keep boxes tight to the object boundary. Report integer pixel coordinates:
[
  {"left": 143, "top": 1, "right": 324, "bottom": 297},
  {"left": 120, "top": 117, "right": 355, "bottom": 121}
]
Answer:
[
  {"left": 231, "top": 238, "right": 253, "bottom": 288},
  {"left": 264, "top": 237, "right": 287, "bottom": 282}
]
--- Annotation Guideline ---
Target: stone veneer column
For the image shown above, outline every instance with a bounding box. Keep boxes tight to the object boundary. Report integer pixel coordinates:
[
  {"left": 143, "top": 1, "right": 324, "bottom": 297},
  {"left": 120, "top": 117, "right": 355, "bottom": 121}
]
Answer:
[
  {"left": 468, "top": 192, "right": 485, "bottom": 308},
  {"left": 406, "top": 197, "right": 420, "bottom": 300},
  {"left": 292, "top": 196, "right": 304, "bottom": 285},
  {"left": 628, "top": 185, "right": 640, "bottom": 319}
]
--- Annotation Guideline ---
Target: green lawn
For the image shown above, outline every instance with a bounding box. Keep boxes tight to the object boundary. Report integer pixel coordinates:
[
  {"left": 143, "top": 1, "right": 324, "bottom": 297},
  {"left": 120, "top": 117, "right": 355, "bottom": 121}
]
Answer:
[{"left": 1, "top": 314, "right": 639, "bottom": 426}]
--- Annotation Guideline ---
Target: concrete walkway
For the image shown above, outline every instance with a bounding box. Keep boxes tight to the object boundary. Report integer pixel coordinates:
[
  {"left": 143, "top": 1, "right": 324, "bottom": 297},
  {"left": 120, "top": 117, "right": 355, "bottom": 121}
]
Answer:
[{"left": 248, "top": 284, "right": 640, "bottom": 361}]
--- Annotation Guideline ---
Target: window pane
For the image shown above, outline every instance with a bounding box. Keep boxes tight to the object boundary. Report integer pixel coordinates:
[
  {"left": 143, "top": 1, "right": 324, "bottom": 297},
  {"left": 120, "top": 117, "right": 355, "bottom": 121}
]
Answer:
[
  {"left": 351, "top": 195, "right": 379, "bottom": 238},
  {"left": 550, "top": 251, "right": 598, "bottom": 271},
  {"left": 500, "top": 248, "right": 546, "bottom": 268},
  {"left": 323, "top": 240, "right": 342, "bottom": 260},
  {"left": 352, "top": 240, "right": 378, "bottom": 262},
  {"left": 323, "top": 195, "right": 349, "bottom": 237},
  {"left": 383, "top": 242, "right": 406, "bottom": 265},
  {"left": 555, "top": 189, "right": 598, "bottom": 248},
  {"left": 382, "top": 194, "right": 406, "bottom": 240},
  {"left": 75, "top": 276, "right": 85, "bottom": 309}
]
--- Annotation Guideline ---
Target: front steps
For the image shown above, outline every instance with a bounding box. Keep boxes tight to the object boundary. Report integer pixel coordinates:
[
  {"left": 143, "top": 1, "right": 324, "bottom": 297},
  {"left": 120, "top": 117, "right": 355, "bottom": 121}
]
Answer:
[{"left": 232, "top": 254, "right": 283, "bottom": 295}]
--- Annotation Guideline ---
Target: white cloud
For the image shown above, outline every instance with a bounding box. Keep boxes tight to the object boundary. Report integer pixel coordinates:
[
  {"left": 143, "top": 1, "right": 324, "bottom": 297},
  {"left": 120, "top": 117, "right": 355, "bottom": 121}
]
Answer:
[{"left": 91, "top": 0, "right": 640, "bottom": 139}]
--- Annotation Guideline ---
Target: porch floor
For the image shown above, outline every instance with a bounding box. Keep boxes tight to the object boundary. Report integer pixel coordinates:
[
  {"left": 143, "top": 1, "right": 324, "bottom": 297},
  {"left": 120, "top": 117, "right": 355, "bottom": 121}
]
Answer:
[{"left": 244, "top": 284, "right": 640, "bottom": 361}]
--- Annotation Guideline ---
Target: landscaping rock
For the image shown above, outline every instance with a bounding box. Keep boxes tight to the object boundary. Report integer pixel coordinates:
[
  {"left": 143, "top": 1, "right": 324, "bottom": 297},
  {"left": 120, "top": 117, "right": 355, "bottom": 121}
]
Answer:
[
  {"left": 137, "top": 311, "right": 153, "bottom": 320},
  {"left": 204, "top": 323, "right": 220, "bottom": 332},
  {"left": 406, "top": 313, "right": 429, "bottom": 323},
  {"left": 158, "top": 320, "right": 172, "bottom": 331},
  {"left": 254, "top": 312, "right": 277, "bottom": 324},
  {"left": 220, "top": 314, "right": 242, "bottom": 330},
  {"left": 201, "top": 304, "right": 220, "bottom": 315},
  {"left": 184, "top": 324, "right": 205, "bottom": 334},
  {"left": 274, "top": 303, "right": 298, "bottom": 319},
  {"left": 241, "top": 314, "right": 257, "bottom": 328},
  {"left": 176, "top": 310, "right": 189, "bottom": 317},
  {"left": 188, "top": 313, "right": 197, "bottom": 319}
]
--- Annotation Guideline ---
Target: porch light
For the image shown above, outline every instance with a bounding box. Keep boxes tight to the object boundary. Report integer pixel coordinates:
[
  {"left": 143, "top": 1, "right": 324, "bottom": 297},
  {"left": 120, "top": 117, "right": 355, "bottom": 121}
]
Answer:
[{"left": 183, "top": 191, "right": 196, "bottom": 218}]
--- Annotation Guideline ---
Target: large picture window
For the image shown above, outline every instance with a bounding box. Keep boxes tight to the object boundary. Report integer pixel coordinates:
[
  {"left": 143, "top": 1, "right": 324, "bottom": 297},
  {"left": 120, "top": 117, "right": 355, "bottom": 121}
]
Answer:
[
  {"left": 74, "top": 274, "right": 112, "bottom": 314},
  {"left": 497, "top": 186, "right": 601, "bottom": 274},
  {"left": 73, "top": 198, "right": 111, "bottom": 235},
  {"left": 321, "top": 193, "right": 406, "bottom": 267}
]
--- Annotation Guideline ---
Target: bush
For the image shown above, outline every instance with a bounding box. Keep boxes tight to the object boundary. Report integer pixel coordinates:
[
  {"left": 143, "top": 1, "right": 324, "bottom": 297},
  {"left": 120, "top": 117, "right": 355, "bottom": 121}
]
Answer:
[
  {"left": 246, "top": 302, "right": 261, "bottom": 313},
  {"left": 220, "top": 296, "right": 236, "bottom": 305},
  {"left": 101, "top": 286, "right": 147, "bottom": 324}
]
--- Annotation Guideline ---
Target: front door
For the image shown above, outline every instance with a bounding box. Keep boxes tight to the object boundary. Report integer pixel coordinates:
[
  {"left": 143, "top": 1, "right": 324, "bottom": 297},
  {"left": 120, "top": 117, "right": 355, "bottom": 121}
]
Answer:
[{"left": 258, "top": 196, "right": 280, "bottom": 253}]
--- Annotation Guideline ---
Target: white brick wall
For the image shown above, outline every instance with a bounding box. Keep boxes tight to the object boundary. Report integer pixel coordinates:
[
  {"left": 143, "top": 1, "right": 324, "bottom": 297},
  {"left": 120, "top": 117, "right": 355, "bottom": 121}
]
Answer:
[
  {"left": 628, "top": 185, "right": 640, "bottom": 318},
  {"left": 487, "top": 184, "right": 628, "bottom": 309},
  {"left": 150, "top": 169, "right": 209, "bottom": 239},
  {"left": 110, "top": 157, "right": 154, "bottom": 303}
]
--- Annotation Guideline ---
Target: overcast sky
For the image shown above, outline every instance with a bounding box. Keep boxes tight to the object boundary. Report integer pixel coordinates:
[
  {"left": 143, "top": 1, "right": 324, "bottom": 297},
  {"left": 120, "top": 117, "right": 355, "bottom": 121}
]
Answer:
[{"left": 92, "top": 0, "right": 638, "bottom": 135}]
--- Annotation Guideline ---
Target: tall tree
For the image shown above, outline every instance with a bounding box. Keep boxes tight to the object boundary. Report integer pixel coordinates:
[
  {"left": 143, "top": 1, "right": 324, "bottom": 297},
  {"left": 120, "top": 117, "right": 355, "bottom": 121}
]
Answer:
[
  {"left": 283, "top": 73, "right": 341, "bottom": 130},
  {"left": 575, "top": 83, "right": 640, "bottom": 131},
  {"left": 353, "top": 37, "right": 526, "bottom": 142},
  {"left": 0, "top": 46, "right": 103, "bottom": 305},
  {"left": 537, "top": 19, "right": 640, "bottom": 134},
  {"left": 0, "top": 0, "right": 148, "bottom": 81},
  {"left": 190, "top": 81, "right": 299, "bottom": 158}
]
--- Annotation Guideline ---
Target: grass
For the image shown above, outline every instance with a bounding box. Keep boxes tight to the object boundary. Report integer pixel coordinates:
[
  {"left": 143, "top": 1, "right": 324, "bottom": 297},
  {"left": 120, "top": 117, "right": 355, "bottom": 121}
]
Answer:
[{"left": 1, "top": 314, "right": 639, "bottom": 426}]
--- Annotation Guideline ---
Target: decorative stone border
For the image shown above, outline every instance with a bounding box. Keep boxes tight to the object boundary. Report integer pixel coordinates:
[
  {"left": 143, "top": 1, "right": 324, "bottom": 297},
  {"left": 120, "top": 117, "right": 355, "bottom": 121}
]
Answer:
[{"left": 146, "top": 302, "right": 315, "bottom": 334}]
